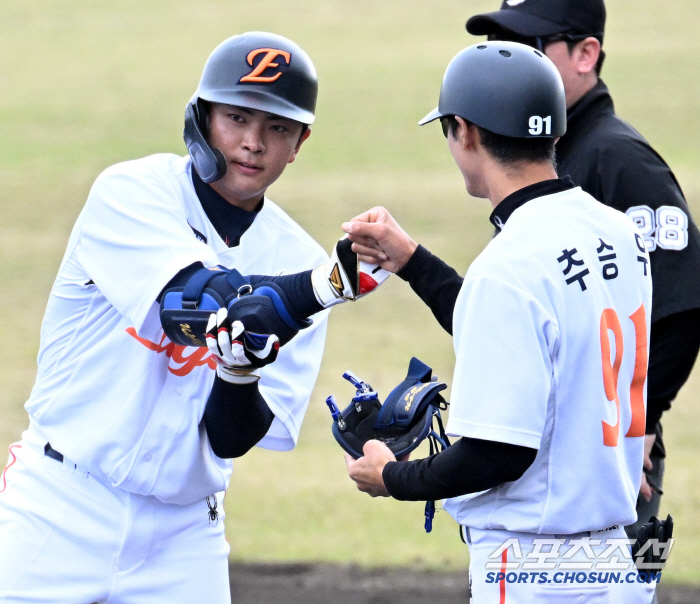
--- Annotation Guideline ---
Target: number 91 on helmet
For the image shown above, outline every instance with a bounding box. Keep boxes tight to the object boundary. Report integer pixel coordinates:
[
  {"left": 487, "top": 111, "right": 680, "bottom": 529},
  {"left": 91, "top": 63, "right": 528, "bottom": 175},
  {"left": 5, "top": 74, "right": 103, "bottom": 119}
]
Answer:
[{"left": 419, "top": 41, "right": 566, "bottom": 139}]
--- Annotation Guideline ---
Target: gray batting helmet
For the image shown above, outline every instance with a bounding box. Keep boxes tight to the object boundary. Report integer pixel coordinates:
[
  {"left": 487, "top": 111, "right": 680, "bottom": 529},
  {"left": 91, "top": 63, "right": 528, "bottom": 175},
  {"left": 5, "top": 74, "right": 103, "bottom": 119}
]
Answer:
[
  {"left": 419, "top": 42, "right": 566, "bottom": 139},
  {"left": 184, "top": 32, "right": 318, "bottom": 183}
]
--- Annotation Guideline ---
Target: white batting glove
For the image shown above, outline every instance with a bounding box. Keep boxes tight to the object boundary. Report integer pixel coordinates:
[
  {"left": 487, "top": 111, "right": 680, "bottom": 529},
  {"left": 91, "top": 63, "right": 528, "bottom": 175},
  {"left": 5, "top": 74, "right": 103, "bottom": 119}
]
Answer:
[
  {"left": 311, "top": 237, "right": 391, "bottom": 308},
  {"left": 205, "top": 309, "right": 280, "bottom": 384}
]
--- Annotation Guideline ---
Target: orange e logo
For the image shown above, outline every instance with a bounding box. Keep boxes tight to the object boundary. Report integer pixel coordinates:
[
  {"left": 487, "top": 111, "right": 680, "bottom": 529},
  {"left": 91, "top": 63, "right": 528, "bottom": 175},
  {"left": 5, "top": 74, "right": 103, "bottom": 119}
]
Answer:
[{"left": 239, "top": 48, "right": 291, "bottom": 84}]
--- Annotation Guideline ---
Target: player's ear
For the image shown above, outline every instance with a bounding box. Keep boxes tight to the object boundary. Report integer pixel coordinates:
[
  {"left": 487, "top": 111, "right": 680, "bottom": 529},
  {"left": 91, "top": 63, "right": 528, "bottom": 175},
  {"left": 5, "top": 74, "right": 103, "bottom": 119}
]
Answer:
[
  {"left": 288, "top": 127, "right": 312, "bottom": 164},
  {"left": 454, "top": 116, "right": 475, "bottom": 151}
]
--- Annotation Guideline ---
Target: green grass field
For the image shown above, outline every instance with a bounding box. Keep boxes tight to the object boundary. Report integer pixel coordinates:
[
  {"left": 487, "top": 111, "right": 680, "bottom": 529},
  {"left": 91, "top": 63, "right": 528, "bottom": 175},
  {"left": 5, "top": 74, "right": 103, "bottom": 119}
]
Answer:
[{"left": 2, "top": 0, "right": 700, "bottom": 583}]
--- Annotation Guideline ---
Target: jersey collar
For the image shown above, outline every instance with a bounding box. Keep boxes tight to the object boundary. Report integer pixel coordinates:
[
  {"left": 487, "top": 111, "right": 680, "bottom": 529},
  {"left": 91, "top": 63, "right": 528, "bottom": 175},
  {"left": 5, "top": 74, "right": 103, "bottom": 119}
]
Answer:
[
  {"left": 566, "top": 79, "right": 614, "bottom": 135},
  {"left": 489, "top": 176, "right": 576, "bottom": 231},
  {"left": 190, "top": 165, "right": 263, "bottom": 247}
]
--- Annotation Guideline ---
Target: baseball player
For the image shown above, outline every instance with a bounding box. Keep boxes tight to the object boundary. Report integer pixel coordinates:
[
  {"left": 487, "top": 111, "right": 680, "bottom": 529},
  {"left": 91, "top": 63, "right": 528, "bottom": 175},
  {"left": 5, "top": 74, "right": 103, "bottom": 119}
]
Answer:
[
  {"left": 344, "top": 42, "right": 656, "bottom": 602},
  {"left": 0, "top": 31, "right": 385, "bottom": 603},
  {"left": 465, "top": 0, "right": 700, "bottom": 541}
]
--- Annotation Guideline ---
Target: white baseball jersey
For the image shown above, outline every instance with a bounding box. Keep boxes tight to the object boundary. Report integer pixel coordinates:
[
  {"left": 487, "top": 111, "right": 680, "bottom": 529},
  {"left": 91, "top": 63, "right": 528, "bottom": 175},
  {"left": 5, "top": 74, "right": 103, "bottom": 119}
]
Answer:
[
  {"left": 24, "top": 153, "right": 329, "bottom": 505},
  {"left": 443, "top": 186, "right": 652, "bottom": 534}
]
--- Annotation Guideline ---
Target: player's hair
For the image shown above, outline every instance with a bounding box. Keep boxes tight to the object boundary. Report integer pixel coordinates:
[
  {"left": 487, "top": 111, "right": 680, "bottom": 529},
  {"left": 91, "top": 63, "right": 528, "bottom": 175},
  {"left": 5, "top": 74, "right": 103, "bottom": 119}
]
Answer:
[
  {"left": 445, "top": 117, "right": 556, "bottom": 167},
  {"left": 198, "top": 100, "right": 309, "bottom": 144}
]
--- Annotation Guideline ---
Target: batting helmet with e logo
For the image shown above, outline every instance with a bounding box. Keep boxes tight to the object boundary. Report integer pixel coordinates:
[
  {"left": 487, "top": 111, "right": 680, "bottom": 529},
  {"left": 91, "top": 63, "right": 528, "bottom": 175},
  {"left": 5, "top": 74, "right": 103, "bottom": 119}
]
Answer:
[{"left": 183, "top": 31, "right": 318, "bottom": 183}]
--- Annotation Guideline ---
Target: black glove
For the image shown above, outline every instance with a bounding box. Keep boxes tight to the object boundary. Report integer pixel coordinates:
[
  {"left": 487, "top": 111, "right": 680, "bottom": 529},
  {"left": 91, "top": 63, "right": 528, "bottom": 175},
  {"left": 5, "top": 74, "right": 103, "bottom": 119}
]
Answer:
[
  {"left": 325, "top": 357, "right": 451, "bottom": 534},
  {"left": 326, "top": 357, "right": 450, "bottom": 459},
  {"left": 631, "top": 514, "right": 674, "bottom": 576}
]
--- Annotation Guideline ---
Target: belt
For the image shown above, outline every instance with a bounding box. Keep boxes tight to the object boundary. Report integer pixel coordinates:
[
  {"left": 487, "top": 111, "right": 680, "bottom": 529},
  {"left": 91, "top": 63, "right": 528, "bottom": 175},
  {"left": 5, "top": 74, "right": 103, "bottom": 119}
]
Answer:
[{"left": 44, "top": 443, "right": 64, "bottom": 463}]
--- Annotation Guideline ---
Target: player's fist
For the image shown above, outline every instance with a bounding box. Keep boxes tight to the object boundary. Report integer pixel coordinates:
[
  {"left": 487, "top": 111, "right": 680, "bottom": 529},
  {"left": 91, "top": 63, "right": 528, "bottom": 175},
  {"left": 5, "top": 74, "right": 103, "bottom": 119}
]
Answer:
[
  {"left": 206, "top": 309, "right": 280, "bottom": 384},
  {"left": 311, "top": 237, "right": 391, "bottom": 308}
]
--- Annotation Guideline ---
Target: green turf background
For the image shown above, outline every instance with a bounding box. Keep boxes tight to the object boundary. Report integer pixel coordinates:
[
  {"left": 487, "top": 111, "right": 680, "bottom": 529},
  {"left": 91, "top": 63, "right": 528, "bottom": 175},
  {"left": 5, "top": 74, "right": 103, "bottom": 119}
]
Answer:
[{"left": 2, "top": 0, "right": 700, "bottom": 583}]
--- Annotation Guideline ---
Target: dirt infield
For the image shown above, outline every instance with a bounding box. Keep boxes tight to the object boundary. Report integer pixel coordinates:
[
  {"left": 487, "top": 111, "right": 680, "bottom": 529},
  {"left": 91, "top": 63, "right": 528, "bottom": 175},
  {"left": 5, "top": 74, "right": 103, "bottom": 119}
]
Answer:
[{"left": 228, "top": 562, "right": 698, "bottom": 603}]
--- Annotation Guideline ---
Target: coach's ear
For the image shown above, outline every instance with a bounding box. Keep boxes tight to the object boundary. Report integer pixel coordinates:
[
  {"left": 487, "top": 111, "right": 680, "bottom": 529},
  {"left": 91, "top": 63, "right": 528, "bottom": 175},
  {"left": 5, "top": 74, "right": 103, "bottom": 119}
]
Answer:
[{"left": 289, "top": 127, "right": 312, "bottom": 163}]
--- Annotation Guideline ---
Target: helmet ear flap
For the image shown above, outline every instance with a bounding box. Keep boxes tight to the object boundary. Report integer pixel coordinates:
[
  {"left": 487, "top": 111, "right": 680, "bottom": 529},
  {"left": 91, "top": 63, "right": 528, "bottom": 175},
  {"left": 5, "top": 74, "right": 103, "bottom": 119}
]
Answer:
[
  {"left": 183, "top": 101, "right": 227, "bottom": 183},
  {"left": 194, "top": 99, "right": 213, "bottom": 136}
]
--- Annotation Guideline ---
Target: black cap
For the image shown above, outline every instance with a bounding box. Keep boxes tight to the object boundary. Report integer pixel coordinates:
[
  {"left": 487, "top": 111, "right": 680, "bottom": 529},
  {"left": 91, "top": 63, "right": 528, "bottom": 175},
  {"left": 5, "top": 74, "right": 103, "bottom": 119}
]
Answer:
[{"left": 467, "top": 0, "right": 605, "bottom": 38}]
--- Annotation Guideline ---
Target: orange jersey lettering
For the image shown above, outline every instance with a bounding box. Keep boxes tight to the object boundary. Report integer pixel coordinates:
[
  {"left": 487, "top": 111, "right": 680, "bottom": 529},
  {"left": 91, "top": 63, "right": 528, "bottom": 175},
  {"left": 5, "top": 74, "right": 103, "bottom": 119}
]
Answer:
[{"left": 126, "top": 327, "right": 216, "bottom": 376}]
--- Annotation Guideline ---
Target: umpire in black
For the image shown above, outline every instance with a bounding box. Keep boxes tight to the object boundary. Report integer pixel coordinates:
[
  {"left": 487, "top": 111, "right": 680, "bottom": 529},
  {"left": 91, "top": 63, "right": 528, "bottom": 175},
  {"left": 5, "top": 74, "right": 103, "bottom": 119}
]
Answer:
[{"left": 465, "top": 0, "right": 700, "bottom": 539}]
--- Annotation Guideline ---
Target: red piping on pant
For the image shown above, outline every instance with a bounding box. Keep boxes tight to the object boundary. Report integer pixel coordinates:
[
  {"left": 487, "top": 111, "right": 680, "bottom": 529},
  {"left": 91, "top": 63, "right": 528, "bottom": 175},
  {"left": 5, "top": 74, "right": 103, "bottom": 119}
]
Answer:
[
  {"left": 500, "top": 548, "right": 507, "bottom": 604},
  {"left": 0, "top": 444, "right": 21, "bottom": 493}
]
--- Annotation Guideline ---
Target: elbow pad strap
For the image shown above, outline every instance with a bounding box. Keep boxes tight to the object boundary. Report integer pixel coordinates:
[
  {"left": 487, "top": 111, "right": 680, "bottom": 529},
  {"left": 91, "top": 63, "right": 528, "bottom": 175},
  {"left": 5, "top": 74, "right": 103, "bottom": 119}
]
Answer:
[{"left": 160, "top": 266, "right": 249, "bottom": 347}]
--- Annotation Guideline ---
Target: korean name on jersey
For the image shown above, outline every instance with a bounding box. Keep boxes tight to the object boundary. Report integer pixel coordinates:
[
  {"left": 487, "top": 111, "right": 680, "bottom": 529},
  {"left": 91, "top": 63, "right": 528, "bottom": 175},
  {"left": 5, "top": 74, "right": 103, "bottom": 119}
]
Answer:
[{"left": 443, "top": 186, "right": 652, "bottom": 534}]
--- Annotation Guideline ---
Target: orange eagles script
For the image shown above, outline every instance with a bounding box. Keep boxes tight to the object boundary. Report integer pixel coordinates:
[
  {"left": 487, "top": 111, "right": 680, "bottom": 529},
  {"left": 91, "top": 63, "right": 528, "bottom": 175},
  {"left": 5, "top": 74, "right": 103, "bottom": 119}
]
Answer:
[{"left": 126, "top": 327, "right": 217, "bottom": 376}]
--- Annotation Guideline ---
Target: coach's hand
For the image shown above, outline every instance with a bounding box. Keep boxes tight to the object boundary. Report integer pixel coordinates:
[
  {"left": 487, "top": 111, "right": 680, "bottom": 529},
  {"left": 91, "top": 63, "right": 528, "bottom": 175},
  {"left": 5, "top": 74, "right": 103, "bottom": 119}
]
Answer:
[
  {"left": 345, "top": 440, "right": 397, "bottom": 497},
  {"left": 206, "top": 309, "right": 280, "bottom": 384},
  {"left": 342, "top": 207, "right": 418, "bottom": 273}
]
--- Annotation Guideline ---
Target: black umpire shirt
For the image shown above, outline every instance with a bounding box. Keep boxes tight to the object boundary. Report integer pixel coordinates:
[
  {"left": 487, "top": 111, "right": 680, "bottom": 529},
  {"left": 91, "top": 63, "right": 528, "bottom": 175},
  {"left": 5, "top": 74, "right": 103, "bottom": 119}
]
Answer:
[
  {"left": 556, "top": 79, "right": 700, "bottom": 323},
  {"left": 556, "top": 80, "right": 700, "bottom": 434}
]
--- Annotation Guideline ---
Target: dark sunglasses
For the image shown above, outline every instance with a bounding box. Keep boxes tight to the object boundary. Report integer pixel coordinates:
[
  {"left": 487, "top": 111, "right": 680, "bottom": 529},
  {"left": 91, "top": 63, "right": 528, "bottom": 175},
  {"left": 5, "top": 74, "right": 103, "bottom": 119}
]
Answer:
[
  {"left": 487, "top": 32, "right": 601, "bottom": 52},
  {"left": 440, "top": 116, "right": 452, "bottom": 138}
]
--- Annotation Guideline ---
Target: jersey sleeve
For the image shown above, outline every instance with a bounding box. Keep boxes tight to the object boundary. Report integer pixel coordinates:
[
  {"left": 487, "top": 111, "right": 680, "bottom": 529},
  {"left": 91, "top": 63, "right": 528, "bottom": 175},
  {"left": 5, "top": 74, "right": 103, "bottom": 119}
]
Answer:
[
  {"left": 256, "top": 307, "right": 330, "bottom": 451},
  {"left": 76, "top": 164, "right": 219, "bottom": 330},
  {"left": 446, "top": 276, "right": 558, "bottom": 450}
]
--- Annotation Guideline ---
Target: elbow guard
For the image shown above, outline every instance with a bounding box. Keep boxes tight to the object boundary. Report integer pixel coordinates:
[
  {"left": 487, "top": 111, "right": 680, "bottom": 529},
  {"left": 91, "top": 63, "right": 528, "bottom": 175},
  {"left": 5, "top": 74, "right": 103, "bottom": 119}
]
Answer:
[
  {"left": 160, "top": 266, "right": 311, "bottom": 347},
  {"left": 160, "top": 266, "right": 241, "bottom": 347}
]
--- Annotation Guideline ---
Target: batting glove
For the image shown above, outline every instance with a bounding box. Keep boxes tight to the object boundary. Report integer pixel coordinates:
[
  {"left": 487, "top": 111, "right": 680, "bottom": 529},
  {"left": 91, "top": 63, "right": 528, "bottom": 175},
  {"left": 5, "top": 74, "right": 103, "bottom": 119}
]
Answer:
[
  {"left": 311, "top": 237, "right": 391, "bottom": 308},
  {"left": 205, "top": 309, "right": 280, "bottom": 384}
]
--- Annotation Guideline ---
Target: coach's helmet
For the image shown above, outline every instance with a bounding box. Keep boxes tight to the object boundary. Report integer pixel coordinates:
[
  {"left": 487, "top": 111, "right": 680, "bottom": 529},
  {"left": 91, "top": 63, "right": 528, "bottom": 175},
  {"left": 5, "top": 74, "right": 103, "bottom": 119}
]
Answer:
[
  {"left": 184, "top": 31, "right": 318, "bottom": 183},
  {"left": 419, "top": 42, "right": 566, "bottom": 139}
]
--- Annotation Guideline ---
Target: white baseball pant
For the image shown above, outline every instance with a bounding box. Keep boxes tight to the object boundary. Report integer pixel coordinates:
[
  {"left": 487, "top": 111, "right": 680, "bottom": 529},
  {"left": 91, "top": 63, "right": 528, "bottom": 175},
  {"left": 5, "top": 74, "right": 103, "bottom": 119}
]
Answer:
[
  {"left": 465, "top": 526, "right": 657, "bottom": 603},
  {"left": 0, "top": 428, "right": 230, "bottom": 604}
]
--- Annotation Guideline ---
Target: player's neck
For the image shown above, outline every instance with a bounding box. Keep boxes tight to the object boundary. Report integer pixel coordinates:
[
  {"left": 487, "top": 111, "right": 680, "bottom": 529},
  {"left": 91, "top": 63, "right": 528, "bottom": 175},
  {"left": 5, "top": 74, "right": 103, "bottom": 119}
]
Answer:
[
  {"left": 209, "top": 181, "right": 265, "bottom": 212},
  {"left": 486, "top": 161, "right": 559, "bottom": 210}
]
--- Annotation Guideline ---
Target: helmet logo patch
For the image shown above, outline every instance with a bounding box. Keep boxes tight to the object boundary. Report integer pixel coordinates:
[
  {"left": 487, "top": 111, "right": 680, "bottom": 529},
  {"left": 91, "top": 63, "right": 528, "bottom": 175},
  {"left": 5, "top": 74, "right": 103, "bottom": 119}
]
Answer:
[{"left": 239, "top": 48, "right": 292, "bottom": 84}]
